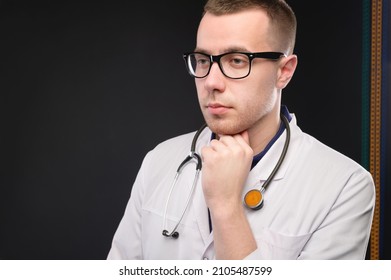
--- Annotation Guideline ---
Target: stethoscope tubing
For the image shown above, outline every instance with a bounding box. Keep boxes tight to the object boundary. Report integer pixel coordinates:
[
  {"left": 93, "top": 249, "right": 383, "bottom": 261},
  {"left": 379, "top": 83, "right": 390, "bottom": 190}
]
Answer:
[
  {"left": 162, "top": 153, "right": 202, "bottom": 238},
  {"left": 243, "top": 114, "right": 290, "bottom": 210},
  {"left": 162, "top": 114, "right": 290, "bottom": 238}
]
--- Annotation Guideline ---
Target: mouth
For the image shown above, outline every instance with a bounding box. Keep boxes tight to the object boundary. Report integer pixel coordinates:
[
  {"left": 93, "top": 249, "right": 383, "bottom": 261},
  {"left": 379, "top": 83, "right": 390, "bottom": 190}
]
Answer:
[{"left": 206, "top": 103, "right": 231, "bottom": 115}]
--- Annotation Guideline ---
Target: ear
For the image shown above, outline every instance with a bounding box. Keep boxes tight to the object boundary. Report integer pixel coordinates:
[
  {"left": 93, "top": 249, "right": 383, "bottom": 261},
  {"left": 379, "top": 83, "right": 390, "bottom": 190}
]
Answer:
[{"left": 276, "top": 54, "right": 298, "bottom": 89}]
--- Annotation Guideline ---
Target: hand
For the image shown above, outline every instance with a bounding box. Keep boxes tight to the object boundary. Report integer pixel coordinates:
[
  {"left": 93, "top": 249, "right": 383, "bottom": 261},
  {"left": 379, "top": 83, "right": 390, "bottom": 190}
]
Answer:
[{"left": 201, "top": 131, "right": 253, "bottom": 213}]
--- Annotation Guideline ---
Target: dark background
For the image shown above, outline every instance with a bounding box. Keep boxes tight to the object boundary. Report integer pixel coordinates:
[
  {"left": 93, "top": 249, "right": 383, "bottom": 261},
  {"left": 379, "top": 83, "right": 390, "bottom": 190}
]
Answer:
[{"left": 0, "top": 0, "right": 388, "bottom": 259}]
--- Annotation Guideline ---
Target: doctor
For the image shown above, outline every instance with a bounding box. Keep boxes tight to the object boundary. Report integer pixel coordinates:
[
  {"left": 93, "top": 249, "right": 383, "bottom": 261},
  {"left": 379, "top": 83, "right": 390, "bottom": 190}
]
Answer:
[{"left": 108, "top": 0, "right": 375, "bottom": 259}]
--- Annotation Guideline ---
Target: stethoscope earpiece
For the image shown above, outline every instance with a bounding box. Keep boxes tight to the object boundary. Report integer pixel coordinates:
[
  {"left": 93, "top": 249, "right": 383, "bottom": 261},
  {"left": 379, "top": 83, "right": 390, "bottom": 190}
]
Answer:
[
  {"left": 162, "top": 230, "right": 179, "bottom": 239},
  {"left": 162, "top": 125, "right": 207, "bottom": 240}
]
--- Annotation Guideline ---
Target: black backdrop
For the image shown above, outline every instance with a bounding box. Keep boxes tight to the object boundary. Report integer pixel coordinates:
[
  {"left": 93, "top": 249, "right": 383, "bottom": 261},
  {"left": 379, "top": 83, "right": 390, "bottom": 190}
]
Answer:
[{"left": 1, "top": 0, "right": 387, "bottom": 259}]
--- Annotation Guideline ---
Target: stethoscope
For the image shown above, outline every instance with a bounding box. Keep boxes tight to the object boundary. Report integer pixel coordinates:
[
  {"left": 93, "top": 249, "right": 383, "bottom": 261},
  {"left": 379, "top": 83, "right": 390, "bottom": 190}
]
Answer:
[{"left": 162, "top": 114, "right": 290, "bottom": 239}]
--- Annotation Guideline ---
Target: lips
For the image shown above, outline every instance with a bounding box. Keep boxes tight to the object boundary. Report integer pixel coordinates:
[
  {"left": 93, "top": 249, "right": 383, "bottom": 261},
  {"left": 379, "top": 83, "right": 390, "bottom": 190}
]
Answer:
[{"left": 207, "top": 103, "right": 230, "bottom": 115}]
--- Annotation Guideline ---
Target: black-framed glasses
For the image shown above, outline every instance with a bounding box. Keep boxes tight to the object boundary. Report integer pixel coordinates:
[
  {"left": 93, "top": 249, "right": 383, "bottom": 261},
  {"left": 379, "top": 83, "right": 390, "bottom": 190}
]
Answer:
[{"left": 183, "top": 51, "right": 286, "bottom": 79}]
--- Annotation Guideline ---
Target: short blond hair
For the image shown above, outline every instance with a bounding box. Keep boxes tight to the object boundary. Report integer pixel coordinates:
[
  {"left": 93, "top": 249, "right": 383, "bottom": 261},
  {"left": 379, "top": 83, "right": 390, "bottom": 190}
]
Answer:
[{"left": 203, "top": 0, "right": 297, "bottom": 54}]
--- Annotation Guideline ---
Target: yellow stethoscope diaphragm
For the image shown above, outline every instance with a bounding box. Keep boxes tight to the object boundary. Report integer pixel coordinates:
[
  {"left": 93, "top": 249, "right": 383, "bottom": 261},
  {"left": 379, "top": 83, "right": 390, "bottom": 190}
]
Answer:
[{"left": 244, "top": 188, "right": 264, "bottom": 210}]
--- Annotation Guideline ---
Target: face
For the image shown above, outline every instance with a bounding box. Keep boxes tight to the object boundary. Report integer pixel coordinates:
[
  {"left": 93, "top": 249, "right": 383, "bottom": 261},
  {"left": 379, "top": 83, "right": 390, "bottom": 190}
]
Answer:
[{"left": 195, "top": 9, "right": 290, "bottom": 136}]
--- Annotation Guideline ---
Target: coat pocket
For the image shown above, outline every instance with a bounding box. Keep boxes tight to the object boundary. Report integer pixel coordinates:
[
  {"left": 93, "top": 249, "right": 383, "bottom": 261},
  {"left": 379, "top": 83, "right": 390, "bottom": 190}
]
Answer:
[{"left": 249, "top": 228, "right": 312, "bottom": 259}]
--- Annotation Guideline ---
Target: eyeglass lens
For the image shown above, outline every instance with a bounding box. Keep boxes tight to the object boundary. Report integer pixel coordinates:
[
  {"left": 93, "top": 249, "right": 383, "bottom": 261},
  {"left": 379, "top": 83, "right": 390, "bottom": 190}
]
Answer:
[{"left": 187, "top": 53, "right": 251, "bottom": 79}]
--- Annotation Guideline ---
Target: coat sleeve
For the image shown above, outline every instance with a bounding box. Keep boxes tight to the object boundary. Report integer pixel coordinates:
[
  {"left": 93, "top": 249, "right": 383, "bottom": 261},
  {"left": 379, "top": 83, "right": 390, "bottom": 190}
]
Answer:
[
  {"left": 297, "top": 169, "right": 375, "bottom": 259},
  {"left": 107, "top": 153, "right": 150, "bottom": 260}
]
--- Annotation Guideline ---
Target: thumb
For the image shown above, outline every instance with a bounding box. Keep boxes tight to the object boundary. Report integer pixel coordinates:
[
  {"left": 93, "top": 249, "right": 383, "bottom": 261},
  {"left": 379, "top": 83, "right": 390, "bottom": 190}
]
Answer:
[{"left": 240, "top": 130, "right": 250, "bottom": 145}]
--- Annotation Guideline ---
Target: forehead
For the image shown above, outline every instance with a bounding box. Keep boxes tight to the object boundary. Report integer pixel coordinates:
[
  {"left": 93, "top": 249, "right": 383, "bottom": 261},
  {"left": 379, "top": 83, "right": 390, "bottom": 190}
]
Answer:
[{"left": 196, "top": 9, "right": 274, "bottom": 53}]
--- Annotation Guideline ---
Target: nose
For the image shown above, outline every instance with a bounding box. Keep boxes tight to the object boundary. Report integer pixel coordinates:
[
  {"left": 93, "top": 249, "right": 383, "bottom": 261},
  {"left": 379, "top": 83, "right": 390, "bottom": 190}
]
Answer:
[{"left": 203, "top": 62, "right": 226, "bottom": 93}]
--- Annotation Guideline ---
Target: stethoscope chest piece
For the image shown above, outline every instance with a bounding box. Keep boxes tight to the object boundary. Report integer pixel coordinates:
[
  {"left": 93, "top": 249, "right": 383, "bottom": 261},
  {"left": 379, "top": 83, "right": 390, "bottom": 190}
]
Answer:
[{"left": 244, "top": 189, "right": 264, "bottom": 210}]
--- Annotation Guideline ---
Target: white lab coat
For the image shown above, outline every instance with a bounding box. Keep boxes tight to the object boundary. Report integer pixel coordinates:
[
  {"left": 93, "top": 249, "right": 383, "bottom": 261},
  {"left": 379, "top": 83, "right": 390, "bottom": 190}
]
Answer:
[{"left": 107, "top": 114, "right": 375, "bottom": 259}]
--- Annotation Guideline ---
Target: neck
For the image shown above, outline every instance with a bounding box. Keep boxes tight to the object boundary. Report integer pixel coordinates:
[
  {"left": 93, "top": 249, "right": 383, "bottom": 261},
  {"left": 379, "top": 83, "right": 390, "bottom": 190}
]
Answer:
[{"left": 248, "top": 108, "right": 281, "bottom": 156}]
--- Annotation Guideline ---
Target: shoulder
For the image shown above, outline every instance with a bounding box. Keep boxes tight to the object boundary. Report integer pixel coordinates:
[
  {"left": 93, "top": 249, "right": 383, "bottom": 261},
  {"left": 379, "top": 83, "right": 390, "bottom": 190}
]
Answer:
[
  {"left": 287, "top": 115, "right": 374, "bottom": 189},
  {"left": 286, "top": 118, "right": 375, "bottom": 212},
  {"left": 141, "top": 128, "right": 210, "bottom": 173},
  {"left": 288, "top": 115, "right": 367, "bottom": 174},
  {"left": 147, "top": 125, "right": 210, "bottom": 158},
  {"left": 148, "top": 131, "right": 197, "bottom": 159},
  {"left": 136, "top": 127, "right": 210, "bottom": 193},
  {"left": 300, "top": 131, "right": 366, "bottom": 173}
]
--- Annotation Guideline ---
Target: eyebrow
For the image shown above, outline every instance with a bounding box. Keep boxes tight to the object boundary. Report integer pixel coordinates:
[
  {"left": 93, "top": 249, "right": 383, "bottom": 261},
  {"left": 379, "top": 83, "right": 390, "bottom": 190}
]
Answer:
[{"left": 194, "top": 46, "right": 250, "bottom": 54}]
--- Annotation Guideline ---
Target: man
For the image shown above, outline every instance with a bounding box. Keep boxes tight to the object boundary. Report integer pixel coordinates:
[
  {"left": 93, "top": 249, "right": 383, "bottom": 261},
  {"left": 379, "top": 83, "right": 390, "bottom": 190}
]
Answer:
[{"left": 107, "top": 0, "right": 375, "bottom": 259}]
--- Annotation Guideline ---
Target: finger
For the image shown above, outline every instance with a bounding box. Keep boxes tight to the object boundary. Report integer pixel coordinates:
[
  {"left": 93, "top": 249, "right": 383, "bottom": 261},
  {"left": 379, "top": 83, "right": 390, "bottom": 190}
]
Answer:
[
  {"left": 233, "top": 132, "right": 252, "bottom": 151},
  {"left": 208, "top": 138, "right": 227, "bottom": 152},
  {"left": 233, "top": 135, "right": 254, "bottom": 159},
  {"left": 219, "top": 133, "right": 250, "bottom": 151},
  {"left": 217, "top": 135, "right": 252, "bottom": 161},
  {"left": 240, "top": 130, "right": 250, "bottom": 145}
]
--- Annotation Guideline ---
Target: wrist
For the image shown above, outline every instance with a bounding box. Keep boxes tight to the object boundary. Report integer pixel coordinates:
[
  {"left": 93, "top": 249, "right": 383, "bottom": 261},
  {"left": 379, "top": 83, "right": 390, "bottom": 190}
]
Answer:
[{"left": 209, "top": 200, "right": 245, "bottom": 224}]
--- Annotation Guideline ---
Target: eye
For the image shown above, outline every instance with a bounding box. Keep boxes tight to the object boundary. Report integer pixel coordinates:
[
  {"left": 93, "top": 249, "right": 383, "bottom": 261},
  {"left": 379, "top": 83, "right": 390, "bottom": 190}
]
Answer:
[
  {"left": 224, "top": 53, "right": 249, "bottom": 68},
  {"left": 197, "top": 58, "right": 209, "bottom": 65},
  {"left": 231, "top": 57, "right": 246, "bottom": 65},
  {"left": 192, "top": 54, "right": 210, "bottom": 69}
]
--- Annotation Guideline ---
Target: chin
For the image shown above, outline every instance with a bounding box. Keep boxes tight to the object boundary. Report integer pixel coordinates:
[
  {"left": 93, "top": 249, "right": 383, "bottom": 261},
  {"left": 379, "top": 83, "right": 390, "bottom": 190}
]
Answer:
[{"left": 206, "top": 120, "right": 243, "bottom": 136}]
